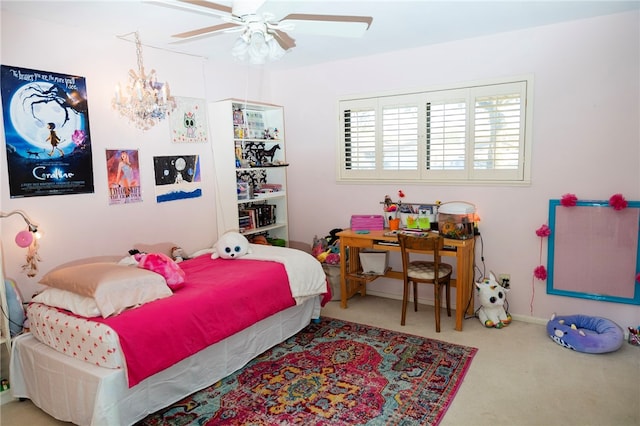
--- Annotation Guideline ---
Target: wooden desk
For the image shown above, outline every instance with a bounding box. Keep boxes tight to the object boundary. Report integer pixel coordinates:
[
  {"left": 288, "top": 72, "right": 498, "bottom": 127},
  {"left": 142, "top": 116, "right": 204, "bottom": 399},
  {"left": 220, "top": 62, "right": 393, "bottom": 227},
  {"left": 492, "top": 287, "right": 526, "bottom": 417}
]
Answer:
[{"left": 337, "top": 229, "right": 475, "bottom": 331}]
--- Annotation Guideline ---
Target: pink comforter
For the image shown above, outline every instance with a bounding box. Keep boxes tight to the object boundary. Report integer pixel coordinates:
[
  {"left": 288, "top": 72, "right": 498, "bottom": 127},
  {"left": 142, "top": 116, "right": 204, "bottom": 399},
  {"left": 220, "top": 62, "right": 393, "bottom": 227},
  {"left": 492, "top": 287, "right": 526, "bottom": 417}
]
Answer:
[{"left": 90, "top": 255, "right": 296, "bottom": 387}]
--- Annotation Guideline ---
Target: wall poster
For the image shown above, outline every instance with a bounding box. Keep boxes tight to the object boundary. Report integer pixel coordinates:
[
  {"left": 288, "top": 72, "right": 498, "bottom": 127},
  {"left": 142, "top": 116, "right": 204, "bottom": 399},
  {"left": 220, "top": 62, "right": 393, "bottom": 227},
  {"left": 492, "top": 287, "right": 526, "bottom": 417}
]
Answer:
[
  {"left": 106, "top": 149, "right": 142, "bottom": 205},
  {"left": 152, "top": 155, "right": 202, "bottom": 203},
  {"left": 169, "top": 97, "right": 209, "bottom": 143},
  {"left": 0, "top": 65, "right": 94, "bottom": 197}
]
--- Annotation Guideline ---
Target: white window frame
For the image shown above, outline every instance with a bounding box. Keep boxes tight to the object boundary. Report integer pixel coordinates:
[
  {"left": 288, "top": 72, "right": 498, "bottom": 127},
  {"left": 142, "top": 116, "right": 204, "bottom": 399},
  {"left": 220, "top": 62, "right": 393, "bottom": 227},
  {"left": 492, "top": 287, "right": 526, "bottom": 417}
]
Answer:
[{"left": 337, "top": 76, "right": 533, "bottom": 185}]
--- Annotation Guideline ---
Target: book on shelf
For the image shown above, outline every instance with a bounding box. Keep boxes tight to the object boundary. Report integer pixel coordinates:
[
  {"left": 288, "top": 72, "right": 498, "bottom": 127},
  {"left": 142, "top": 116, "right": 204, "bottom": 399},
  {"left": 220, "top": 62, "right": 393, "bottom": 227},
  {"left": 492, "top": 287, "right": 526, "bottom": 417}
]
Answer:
[{"left": 238, "top": 204, "right": 277, "bottom": 230}]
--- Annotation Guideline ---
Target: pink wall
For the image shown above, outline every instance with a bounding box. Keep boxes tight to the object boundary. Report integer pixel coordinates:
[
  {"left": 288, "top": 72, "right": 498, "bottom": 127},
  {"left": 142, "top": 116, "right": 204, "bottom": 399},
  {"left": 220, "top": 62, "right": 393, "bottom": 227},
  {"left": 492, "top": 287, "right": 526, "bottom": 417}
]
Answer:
[{"left": 270, "top": 11, "right": 640, "bottom": 327}]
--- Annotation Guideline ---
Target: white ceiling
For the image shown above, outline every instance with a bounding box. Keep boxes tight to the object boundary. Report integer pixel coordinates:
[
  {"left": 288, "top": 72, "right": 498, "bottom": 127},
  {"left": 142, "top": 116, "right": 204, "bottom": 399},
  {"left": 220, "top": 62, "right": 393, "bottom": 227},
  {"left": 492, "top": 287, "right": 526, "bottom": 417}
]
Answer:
[{"left": 3, "top": 0, "right": 639, "bottom": 70}]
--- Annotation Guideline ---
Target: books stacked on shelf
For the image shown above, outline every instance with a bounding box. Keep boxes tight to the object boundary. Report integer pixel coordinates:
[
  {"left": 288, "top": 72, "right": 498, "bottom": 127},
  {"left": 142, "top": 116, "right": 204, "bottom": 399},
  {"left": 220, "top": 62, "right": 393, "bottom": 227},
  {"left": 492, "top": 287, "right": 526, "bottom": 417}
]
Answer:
[
  {"left": 239, "top": 214, "right": 252, "bottom": 232},
  {"left": 260, "top": 183, "right": 282, "bottom": 192},
  {"left": 238, "top": 204, "right": 277, "bottom": 231}
]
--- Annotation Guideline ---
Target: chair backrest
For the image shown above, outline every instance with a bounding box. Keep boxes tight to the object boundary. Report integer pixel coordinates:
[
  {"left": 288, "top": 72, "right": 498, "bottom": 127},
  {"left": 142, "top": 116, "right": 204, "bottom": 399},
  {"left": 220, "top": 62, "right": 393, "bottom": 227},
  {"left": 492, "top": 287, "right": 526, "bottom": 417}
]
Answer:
[{"left": 397, "top": 233, "right": 445, "bottom": 279}]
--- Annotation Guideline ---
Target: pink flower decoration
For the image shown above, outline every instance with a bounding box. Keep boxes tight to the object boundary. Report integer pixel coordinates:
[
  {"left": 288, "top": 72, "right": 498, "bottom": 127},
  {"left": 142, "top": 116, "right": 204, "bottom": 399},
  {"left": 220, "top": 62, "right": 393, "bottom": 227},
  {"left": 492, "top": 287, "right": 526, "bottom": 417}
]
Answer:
[
  {"left": 534, "top": 265, "right": 547, "bottom": 280},
  {"left": 535, "top": 224, "right": 551, "bottom": 237},
  {"left": 560, "top": 193, "right": 578, "bottom": 207},
  {"left": 609, "top": 193, "right": 628, "bottom": 211}
]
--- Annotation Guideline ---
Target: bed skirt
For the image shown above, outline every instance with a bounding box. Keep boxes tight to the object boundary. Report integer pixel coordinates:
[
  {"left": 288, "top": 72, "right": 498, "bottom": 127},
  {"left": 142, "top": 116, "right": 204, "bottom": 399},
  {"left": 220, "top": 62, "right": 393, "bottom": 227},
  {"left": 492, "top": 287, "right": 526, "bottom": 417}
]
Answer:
[{"left": 9, "top": 296, "right": 320, "bottom": 426}]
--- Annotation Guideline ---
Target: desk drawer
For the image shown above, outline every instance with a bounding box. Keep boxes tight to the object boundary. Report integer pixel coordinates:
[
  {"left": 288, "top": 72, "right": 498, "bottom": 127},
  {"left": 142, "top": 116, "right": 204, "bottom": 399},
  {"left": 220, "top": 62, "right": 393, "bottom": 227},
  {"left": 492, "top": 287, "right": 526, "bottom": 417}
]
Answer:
[{"left": 372, "top": 243, "right": 399, "bottom": 251}]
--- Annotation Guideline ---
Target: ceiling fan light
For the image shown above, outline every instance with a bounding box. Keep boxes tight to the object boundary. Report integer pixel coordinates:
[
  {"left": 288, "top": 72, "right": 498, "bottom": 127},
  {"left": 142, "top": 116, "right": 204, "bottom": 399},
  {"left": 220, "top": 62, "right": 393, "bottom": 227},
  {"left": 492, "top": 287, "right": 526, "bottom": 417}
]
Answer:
[
  {"left": 267, "top": 37, "right": 285, "bottom": 61},
  {"left": 231, "top": 36, "right": 250, "bottom": 60},
  {"left": 231, "top": 24, "right": 287, "bottom": 65},
  {"left": 249, "top": 30, "right": 268, "bottom": 53}
]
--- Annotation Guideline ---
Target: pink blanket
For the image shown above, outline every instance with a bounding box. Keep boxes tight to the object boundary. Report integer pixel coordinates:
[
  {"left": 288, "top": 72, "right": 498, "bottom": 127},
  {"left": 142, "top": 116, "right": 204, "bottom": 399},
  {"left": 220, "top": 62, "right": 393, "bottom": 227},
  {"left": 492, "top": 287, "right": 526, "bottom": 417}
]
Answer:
[{"left": 90, "top": 255, "right": 296, "bottom": 387}]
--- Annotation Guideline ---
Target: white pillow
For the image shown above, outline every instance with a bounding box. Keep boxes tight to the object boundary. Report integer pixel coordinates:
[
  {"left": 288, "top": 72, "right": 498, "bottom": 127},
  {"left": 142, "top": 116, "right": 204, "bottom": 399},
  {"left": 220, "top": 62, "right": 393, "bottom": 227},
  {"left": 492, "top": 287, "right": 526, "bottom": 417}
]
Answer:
[
  {"left": 39, "top": 262, "right": 172, "bottom": 317},
  {"left": 33, "top": 288, "right": 102, "bottom": 318}
]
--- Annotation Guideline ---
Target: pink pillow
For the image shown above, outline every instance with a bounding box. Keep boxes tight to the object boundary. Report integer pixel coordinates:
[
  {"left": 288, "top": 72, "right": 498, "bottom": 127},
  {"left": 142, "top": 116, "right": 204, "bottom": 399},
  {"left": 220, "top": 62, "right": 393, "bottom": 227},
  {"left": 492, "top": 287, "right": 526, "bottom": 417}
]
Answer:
[
  {"left": 39, "top": 263, "right": 172, "bottom": 317},
  {"left": 137, "top": 253, "right": 186, "bottom": 289}
]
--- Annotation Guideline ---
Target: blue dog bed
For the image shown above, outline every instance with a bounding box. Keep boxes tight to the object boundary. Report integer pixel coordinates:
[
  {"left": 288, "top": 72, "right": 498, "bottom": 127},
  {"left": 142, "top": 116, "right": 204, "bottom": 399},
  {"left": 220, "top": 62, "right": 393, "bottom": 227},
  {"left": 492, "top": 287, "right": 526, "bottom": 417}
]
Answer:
[{"left": 547, "top": 314, "right": 624, "bottom": 354}]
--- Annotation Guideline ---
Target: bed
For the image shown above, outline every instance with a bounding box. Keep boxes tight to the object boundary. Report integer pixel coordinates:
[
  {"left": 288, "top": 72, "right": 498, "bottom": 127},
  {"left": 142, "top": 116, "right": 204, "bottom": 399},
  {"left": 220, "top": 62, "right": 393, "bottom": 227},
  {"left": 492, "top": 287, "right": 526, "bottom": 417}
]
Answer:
[{"left": 9, "top": 243, "right": 328, "bottom": 425}]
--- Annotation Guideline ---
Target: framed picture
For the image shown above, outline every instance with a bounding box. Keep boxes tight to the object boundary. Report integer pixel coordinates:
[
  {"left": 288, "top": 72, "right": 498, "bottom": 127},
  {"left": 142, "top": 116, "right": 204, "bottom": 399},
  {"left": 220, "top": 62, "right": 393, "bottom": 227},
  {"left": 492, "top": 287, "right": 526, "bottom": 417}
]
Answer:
[
  {"left": 243, "top": 109, "right": 265, "bottom": 139},
  {"left": 106, "top": 149, "right": 142, "bottom": 204},
  {"left": 169, "top": 97, "right": 209, "bottom": 143},
  {"left": 0, "top": 65, "right": 95, "bottom": 197},
  {"left": 153, "top": 154, "right": 202, "bottom": 203}
]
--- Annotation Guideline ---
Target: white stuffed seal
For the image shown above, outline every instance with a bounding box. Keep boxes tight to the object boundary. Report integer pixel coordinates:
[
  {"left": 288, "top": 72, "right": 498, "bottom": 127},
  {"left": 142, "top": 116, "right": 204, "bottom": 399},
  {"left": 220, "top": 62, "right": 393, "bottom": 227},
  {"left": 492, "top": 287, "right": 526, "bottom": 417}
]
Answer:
[{"left": 211, "top": 231, "right": 252, "bottom": 260}]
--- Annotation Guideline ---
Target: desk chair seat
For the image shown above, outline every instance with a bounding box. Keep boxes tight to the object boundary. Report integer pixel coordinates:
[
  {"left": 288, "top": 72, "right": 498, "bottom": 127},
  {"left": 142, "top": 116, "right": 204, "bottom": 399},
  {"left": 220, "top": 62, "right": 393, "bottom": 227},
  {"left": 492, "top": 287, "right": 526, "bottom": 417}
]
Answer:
[{"left": 398, "top": 233, "right": 453, "bottom": 332}]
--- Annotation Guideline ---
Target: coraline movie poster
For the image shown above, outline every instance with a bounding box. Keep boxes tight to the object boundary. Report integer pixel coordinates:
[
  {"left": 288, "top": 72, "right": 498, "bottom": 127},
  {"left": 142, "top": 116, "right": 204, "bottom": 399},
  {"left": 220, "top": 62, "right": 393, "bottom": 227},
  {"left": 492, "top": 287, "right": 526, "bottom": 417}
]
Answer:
[{"left": 1, "top": 65, "right": 94, "bottom": 197}]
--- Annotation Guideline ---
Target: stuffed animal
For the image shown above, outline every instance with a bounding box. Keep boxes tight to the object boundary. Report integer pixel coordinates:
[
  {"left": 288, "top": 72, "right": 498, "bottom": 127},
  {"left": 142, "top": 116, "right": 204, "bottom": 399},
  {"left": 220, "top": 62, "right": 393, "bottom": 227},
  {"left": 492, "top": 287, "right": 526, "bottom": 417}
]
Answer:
[
  {"left": 546, "top": 313, "right": 624, "bottom": 354},
  {"left": 171, "top": 246, "right": 188, "bottom": 263},
  {"left": 137, "top": 252, "right": 185, "bottom": 289},
  {"left": 475, "top": 273, "right": 512, "bottom": 328},
  {"left": 211, "top": 231, "right": 252, "bottom": 259}
]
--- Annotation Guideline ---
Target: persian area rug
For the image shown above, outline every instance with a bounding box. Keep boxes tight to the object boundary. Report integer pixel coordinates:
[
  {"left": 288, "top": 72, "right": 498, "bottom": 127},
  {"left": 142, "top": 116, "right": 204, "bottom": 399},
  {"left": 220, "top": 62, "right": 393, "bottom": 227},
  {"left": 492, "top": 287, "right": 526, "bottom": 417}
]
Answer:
[{"left": 139, "top": 317, "right": 478, "bottom": 426}]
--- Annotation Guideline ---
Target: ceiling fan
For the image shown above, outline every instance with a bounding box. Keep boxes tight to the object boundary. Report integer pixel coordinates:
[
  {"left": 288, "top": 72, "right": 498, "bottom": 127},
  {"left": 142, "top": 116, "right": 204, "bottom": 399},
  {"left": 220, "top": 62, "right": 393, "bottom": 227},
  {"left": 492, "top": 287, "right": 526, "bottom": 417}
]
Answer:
[{"left": 151, "top": 0, "right": 373, "bottom": 63}]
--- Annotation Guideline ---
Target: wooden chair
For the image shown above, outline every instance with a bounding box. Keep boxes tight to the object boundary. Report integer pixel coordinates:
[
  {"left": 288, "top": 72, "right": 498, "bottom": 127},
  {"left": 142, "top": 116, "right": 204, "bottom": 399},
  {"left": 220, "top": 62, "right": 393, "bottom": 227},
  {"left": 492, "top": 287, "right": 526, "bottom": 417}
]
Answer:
[{"left": 398, "top": 233, "right": 453, "bottom": 332}]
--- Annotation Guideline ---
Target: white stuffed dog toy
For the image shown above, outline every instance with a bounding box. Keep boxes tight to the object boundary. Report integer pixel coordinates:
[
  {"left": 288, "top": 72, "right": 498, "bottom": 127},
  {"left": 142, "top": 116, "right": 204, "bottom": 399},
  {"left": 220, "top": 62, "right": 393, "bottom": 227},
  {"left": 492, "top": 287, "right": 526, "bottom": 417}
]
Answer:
[
  {"left": 211, "top": 231, "right": 252, "bottom": 260},
  {"left": 475, "top": 273, "right": 512, "bottom": 329}
]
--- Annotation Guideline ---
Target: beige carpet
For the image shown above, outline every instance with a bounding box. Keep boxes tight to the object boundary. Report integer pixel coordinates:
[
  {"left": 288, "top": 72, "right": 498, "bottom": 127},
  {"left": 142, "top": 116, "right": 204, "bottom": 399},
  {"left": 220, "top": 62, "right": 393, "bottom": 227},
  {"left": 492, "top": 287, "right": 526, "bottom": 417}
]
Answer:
[{"left": 2, "top": 295, "right": 639, "bottom": 426}]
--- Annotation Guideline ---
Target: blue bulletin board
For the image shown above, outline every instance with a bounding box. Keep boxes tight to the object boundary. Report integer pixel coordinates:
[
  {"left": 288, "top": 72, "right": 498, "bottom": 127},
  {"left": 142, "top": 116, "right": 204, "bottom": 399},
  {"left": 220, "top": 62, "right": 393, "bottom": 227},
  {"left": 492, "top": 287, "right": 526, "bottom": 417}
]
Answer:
[{"left": 547, "top": 199, "right": 640, "bottom": 305}]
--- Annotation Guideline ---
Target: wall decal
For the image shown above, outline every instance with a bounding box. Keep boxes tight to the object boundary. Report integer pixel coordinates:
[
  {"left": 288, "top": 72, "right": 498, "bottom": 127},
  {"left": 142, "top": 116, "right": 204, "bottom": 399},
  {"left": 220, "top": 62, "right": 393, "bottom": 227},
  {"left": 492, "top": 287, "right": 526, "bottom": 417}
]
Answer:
[{"left": 1, "top": 65, "right": 94, "bottom": 197}]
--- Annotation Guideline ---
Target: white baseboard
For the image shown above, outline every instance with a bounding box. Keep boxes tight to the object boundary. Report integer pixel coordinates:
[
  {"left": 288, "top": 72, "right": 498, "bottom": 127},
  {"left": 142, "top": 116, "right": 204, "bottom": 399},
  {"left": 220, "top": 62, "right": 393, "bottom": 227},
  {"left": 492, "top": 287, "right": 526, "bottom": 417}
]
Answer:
[{"left": 510, "top": 314, "right": 548, "bottom": 325}]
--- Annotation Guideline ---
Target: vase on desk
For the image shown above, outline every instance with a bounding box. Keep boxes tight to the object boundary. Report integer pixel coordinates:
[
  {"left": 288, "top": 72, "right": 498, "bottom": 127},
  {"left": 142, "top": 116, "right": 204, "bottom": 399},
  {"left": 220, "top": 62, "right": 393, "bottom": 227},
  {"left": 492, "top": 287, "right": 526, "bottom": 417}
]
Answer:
[{"left": 383, "top": 210, "right": 398, "bottom": 228}]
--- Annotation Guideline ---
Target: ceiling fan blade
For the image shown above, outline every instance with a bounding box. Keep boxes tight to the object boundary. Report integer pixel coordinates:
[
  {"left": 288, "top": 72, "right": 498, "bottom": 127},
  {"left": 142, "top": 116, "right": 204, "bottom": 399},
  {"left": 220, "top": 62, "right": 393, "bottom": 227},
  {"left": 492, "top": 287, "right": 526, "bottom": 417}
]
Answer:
[
  {"left": 172, "top": 22, "right": 241, "bottom": 40},
  {"left": 146, "top": 0, "right": 232, "bottom": 18},
  {"left": 279, "top": 13, "right": 373, "bottom": 37},
  {"left": 178, "top": 0, "right": 232, "bottom": 15},
  {"left": 272, "top": 29, "right": 296, "bottom": 51}
]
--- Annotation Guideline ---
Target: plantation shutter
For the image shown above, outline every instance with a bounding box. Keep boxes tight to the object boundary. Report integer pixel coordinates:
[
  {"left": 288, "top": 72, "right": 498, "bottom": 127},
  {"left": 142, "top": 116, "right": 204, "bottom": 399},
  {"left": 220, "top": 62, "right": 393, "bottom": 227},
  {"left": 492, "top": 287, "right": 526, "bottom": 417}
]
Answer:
[
  {"left": 426, "top": 98, "right": 467, "bottom": 171},
  {"left": 338, "top": 78, "right": 531, "bottom": 183},
  {"left": 470, "top": 81, "right": 527, "bottom": 180},
  {"left": 342, "top": 101, "right": 376, "bottom": 171},
  {"left": 381, "top": 99, "right": 419, "bottom": 171}
]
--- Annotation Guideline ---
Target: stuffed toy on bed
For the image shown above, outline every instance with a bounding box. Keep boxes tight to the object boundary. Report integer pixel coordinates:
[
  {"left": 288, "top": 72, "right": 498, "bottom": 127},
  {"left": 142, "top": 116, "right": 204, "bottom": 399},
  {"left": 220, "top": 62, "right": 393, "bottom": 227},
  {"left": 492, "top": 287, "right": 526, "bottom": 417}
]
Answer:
[
  {"left": 137, "top": 252, "right": 186, "bottom": 290},
  {"left": 211, "top": 231, "right": 252, "bottom": 260},
  {"left": 475, "top": 273, "right": 512, "bottom": 328}
]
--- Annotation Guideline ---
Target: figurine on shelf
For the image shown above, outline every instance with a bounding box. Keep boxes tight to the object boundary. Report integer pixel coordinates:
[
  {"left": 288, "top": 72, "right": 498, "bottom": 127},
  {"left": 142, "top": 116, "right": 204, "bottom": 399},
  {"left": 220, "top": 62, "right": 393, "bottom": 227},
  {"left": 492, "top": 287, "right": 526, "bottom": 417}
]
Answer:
[{"left": 260, "top": 144, "right": 281, "bottom": 164}]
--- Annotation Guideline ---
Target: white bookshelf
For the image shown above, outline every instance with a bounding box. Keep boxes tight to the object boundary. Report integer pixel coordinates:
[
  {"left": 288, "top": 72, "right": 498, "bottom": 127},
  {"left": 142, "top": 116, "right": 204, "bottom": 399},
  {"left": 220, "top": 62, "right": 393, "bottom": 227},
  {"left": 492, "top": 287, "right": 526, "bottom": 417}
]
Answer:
[{"left": 209, "top": 99, "right": 289, "bottom": 244}]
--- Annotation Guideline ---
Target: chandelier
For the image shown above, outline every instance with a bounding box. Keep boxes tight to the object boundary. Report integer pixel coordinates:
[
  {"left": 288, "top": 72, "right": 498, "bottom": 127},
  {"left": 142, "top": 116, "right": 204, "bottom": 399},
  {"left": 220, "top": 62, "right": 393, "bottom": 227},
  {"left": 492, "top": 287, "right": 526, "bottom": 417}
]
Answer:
[
  {"left": 231, "top": 22, "right": 286, "bottom": 65},
  {"left": 112, "top": 31, "right": 176, "bottom": 130}
]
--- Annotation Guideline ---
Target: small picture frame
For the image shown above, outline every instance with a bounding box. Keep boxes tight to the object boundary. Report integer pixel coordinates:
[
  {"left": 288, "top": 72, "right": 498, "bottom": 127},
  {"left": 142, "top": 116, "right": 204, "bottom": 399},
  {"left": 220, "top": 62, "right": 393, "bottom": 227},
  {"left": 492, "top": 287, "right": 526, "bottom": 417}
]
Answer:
[{"left": 169, "top": 97, "right": 209, "bottom": 143}]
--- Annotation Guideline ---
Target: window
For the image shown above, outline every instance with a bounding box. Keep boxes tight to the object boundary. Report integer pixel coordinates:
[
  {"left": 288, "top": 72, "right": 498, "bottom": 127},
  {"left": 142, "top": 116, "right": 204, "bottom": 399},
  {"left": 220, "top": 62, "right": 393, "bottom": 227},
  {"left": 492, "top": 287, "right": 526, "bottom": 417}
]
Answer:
[{"left": 339, "top": 77, "right": 532, "bottom": 184}]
